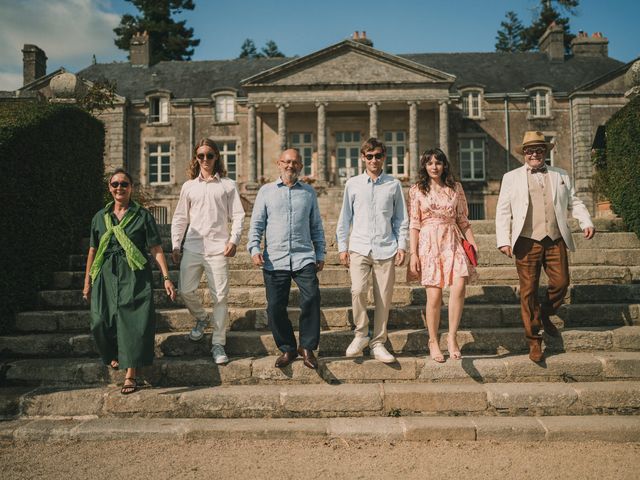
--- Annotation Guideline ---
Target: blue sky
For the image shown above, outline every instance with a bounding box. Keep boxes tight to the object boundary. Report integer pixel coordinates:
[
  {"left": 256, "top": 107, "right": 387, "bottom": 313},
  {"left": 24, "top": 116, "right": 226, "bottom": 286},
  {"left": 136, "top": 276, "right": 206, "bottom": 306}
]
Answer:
[{"left": 1, "top": 0, "right": 638, "bottom": 90}]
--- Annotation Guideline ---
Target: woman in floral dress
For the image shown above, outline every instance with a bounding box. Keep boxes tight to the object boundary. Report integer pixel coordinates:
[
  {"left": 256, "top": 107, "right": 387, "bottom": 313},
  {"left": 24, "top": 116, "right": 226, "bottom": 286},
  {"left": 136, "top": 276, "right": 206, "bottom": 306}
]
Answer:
[{"left": 408, "top": 148, "right": 478, "bottom": 362}]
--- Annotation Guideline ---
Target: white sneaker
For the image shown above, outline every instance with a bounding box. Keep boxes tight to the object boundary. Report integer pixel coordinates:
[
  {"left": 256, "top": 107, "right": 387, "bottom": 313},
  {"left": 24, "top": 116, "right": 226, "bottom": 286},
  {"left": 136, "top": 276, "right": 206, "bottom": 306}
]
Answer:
[
  {"left": 212, "top": 344, "right": 229, "bottom": 365},
  {"left": 346, "top": 336, "right": 370, "bottom": 357},
  {"left": 371, "top": 344, "right": 395, "bottom": 363},
  {"left": 189, "top": 318, "right": 209, "bottom": 342}
]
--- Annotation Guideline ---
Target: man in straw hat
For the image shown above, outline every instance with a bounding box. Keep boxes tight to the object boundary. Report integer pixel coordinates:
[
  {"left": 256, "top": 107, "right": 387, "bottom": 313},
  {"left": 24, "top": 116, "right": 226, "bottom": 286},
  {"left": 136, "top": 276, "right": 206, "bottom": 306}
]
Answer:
[{"left": 496, "top": 131, "right": 595, "bottom": 362}]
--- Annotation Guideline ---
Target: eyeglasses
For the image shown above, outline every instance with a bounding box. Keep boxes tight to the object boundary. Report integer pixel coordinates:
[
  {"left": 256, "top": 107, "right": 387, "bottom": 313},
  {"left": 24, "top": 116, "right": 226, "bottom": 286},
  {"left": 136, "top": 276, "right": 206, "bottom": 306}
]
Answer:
[
  {"left": 364, "top": 153, "right": 384, "bottom": 160},
  {"left": 110, "top": 181, "right": 130, "bottom": 188},
  {"left": 524, "top": 147, "right": 547, "bottom": 155},
  {"left": 197, "top": 153, "right": 215, "bottom": 160}
]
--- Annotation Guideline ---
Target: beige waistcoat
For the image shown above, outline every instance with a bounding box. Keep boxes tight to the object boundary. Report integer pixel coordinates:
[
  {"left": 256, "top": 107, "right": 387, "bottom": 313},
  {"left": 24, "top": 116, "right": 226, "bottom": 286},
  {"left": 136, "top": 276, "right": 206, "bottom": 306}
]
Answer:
[{"left": 520, "top": 172, "right": 561, "bottom": 241}]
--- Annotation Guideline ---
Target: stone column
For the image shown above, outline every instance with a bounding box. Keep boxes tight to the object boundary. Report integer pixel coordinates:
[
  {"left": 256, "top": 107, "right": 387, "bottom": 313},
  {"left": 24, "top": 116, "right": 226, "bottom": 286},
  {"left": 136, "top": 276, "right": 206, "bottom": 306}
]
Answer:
[
  {"left": 571, "top": 97, "right": 595, "bottom": 213},
  {"left": 247, "top": 104, "right": 257, "bottom": 183},
  {"left": 408, "top": 101, "right": 419, "bottom": 181},
  {"left": 316, "top": 102, "right": 328, "bottom": 182},
  {"left": 368, "top": 101, "right": 379, "bottom": 138},
  {"left": 277, "top": 103, "right": 288, "bottom": 152},
  {"left": 438, "top": 100, "right": 449, "bottom": 158}
]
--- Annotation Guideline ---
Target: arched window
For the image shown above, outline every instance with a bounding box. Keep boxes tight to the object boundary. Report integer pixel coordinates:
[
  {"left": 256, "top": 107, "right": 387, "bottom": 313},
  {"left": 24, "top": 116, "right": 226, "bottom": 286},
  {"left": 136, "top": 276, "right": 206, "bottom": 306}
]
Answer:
[
  {"left": 529, "top": 88, "right": 551, "bottom": 118},
  {"left": 460, "top": 89, "right": 483, "bottom": 118},
  {"left": 214, "top": 93, "right": 236, "bottom": 123}
]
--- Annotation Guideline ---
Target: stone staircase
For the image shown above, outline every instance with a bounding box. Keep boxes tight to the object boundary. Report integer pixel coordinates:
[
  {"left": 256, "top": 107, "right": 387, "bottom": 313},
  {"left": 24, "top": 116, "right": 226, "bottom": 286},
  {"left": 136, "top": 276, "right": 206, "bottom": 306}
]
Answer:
[{"left": 1, "top": 217, "right": 640, "bottom": 442}]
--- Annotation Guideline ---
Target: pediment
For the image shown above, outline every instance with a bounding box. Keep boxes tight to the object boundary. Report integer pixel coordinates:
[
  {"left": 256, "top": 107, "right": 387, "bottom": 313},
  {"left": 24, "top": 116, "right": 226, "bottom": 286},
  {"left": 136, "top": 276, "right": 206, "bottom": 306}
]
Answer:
[{"left": 242, "top": 40, "right": 455, "bottom": 87}]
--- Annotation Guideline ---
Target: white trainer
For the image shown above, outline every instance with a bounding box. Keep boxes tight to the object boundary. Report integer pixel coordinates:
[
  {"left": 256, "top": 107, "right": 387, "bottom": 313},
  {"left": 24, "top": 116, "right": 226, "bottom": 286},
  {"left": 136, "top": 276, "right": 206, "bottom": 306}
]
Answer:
[
  {"left": 371, "top": 344, "right": 395, "bottom": 363},
  {"left": 346, "top": 336, "right": 370, "bottom": 357},
  {"left": 189, "top": 318, "right": 209, "bottom": 342},
  {"left": 211, "top": 344, "right": 229, "bottom": 365}
]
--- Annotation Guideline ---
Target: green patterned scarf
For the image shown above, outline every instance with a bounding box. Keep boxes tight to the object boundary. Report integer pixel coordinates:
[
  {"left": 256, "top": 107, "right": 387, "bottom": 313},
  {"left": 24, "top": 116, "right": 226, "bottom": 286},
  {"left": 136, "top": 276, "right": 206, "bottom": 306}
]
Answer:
[{"left": 89, "top": 201, "right": 148, "bottom": 284}]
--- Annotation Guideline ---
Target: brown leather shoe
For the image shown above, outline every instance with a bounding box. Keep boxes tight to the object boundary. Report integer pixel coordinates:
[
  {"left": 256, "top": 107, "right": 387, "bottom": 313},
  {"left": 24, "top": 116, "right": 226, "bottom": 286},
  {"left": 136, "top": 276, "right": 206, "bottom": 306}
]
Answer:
[
  {"left": 527, "top": 336, "right": 544, "bottom": 362},
  {"left": 541, "top": 312, "right": 561, "bottom": 337},
  {"left": 297, "top": 347, "right": 318, "bottom": 370},
  {"left": 275, "top": 350, "right": 297, "bottom": 368}
]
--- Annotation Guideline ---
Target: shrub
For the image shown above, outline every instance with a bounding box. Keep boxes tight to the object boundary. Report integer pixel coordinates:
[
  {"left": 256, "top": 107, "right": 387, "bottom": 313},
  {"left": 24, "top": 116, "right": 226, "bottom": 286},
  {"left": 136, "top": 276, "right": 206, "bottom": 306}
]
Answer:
[
  {"left": 602, "top": 95, "right": 640, "bottom": 238},
  {"left": 0, "top": 101, "right": 104, "bottom": 332}
]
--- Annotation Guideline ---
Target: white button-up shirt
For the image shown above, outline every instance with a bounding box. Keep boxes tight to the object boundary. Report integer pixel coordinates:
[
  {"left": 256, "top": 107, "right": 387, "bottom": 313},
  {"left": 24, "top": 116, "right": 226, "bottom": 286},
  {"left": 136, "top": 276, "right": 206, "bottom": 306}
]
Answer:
[
  {"left": 171, "top": 174, "right": 245, "bottom": 255},
  {"left": 336, "top": 172, "right": 408, "bottom": 260}
]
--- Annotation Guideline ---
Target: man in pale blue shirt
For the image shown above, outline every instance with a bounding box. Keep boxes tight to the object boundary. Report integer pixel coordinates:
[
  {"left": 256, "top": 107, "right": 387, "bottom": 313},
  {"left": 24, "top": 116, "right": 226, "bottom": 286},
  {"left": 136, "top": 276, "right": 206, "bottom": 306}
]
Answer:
[
  {"left": 336, "top": 137, "right": 408, "bottom": 363},
  {"left": 248, "top": 149, "right": 326, "bottom": 370}
]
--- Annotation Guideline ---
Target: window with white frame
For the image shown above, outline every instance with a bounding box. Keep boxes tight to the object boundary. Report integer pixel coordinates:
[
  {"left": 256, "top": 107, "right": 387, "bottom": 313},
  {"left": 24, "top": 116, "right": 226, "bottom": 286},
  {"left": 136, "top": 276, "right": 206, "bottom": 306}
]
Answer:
[
  {"left": 149, "top": 97, "right": 169, "bottom": 123},
  {"left": 215, "top": 95, "right": 235, "bottom": 123},
  {"left": 217, "top": 140, "right": 237, "bottom": 180},
  {"left": 461, "top": 90, "right": 482, "bottom": 118},
  {"left": 383, "top": 131, "right": 407, "bottom": 177},
  {"left": 290, "top": 132, "right": 313, "bottom": 176},
  {"left": 459, "top": 138, "right": 485, "bottom": 180},
  {"left": 148, "top": 142, "right": 171, "bottom": 184},
  {"left": 335, "top": 131, "right": 362, "bottom": 185},
  {"left": 544, "top": 135, "right": 555, "bottom": 166},
  {"left": 529, "top": 89, "right": 550, "bottom": 117}
]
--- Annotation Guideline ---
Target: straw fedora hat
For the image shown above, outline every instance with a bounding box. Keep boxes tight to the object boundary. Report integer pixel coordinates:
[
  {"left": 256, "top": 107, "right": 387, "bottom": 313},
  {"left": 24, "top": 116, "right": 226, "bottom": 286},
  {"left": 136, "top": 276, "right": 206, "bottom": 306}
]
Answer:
[{"left": 516, "top": 131, "right": 554, "bottom": 154}]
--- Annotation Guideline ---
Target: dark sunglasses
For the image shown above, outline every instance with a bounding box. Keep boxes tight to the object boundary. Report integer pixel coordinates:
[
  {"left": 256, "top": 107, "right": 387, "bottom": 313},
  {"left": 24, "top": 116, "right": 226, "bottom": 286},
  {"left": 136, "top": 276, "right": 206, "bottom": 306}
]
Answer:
[
  {"left": 364, "top": 153, "right": 384, "bottom": 160},
  {"left": 197, "top": 153, "right": 215, "bottom": 160},
  {"left": 110, "top": 181, "right": 130, "bottom": 188},
  {"left": 524, "top": 147, "right": 546, "bottom": 155}
]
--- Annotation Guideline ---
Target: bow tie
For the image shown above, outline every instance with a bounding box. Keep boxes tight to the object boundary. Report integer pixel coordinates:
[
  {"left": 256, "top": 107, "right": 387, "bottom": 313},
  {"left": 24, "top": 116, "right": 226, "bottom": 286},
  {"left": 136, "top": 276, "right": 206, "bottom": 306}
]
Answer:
[{"left": 530, "top": 166, "right": 547, "bottom": 174}]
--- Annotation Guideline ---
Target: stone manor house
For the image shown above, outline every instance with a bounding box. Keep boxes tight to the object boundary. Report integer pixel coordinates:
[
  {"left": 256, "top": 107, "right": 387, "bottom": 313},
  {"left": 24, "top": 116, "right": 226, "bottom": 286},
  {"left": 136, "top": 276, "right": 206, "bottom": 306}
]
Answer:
[{"left": 10, "top": 25, "right": 638, "bottom": 222}]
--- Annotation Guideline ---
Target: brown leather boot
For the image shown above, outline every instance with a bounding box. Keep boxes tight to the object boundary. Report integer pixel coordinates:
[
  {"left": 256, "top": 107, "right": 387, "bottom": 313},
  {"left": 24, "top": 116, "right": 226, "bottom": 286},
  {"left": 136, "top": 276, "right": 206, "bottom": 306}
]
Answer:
[{"left": 527, "top": 336, "right": 544, "bottom": 362}]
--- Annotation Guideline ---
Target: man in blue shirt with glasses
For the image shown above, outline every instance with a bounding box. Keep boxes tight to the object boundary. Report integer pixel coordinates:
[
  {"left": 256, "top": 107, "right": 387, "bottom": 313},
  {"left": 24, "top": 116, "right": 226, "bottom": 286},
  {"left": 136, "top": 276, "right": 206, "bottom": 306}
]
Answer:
[
  {"left": 336, "top": 137, "right": 408, "bottom": 363},
  {"left": 248, "top": 148, "right": 326, "bottom": 370}
]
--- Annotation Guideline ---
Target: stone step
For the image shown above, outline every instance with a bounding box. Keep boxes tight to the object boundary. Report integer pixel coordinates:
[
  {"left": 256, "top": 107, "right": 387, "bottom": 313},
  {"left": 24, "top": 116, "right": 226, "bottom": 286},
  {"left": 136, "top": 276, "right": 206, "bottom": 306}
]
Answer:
[
  {"left": 1, "top": 327, "right": 639, "bottom": 359},
  {"left": 1, "top": 381, "right": 638, "bottom": 420},
  {"left": 36, "top": 283, "right": 640, "bottom": 310},
  {"left": 3, "top": 351, "right": 640, "bottom": 387},
  {"left": 15, "top": 303, "right": 640, "bottom": 334},
  {"left": 1, "top": 415, "right": 639, "bottom": 443},
  {"left": 67, "top": 246, "right": 640, "bottom": 271}
]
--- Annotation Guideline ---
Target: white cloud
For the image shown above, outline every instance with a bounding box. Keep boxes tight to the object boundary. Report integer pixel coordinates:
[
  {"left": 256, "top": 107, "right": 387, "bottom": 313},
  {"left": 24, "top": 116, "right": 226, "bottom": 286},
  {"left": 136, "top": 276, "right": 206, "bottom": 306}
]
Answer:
[
  {"left": 0, "top": 71, "right": 23, "bottom": 91},
  {"left": 0, "top": 0, "right": 125, "bottom": 88}
]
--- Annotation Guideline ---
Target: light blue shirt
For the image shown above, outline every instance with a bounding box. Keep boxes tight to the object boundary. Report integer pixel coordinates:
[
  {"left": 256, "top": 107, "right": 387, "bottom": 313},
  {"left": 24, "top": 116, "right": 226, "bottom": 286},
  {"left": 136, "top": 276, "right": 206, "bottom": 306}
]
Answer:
[
  {"left": 336, "top": 172, "right": 408, "bottom": 260},
  {"left": 247, "top": 178, "right": 326, "bottom": 271}
]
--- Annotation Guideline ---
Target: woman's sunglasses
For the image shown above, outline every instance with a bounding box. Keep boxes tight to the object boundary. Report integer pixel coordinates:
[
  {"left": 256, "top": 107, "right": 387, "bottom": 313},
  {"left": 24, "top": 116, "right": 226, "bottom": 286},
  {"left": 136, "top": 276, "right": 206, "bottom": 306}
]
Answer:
[
  {"left": 197, "top": 153, "right": 216, "bottom": 160},
  {"left": 110, "top": 181, "right": 130, "bottom": 188}
]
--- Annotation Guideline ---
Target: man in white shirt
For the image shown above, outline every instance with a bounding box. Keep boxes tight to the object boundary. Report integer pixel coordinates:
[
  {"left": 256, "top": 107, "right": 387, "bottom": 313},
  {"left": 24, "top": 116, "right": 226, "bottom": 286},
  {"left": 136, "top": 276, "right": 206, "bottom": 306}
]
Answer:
[
  {"left": 171, "top": 139, "right": 245, "bottom": 365},
  {"left": 336, "top": 137, "right": 409, "bottom": 363},
  {"left": 496, "top": 131, "right": 595, "bottom": 362}
]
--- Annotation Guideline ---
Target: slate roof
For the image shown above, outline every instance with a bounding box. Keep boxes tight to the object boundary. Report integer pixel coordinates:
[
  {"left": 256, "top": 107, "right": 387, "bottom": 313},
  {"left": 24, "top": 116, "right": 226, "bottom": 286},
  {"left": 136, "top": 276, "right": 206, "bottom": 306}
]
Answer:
[
  {"left": 399, "top": 52, "right": 625, "bottom": 94},
  {"left": 76, "top": 49, "right": 625, "bottom": 100}
]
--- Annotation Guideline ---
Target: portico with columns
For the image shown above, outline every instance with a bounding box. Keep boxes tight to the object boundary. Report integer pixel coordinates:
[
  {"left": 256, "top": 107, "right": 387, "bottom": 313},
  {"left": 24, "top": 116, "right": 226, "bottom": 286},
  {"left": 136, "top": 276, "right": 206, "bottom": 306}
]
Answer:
[{"left": 241, "top": 40, "right": 454, "bottom": 186}]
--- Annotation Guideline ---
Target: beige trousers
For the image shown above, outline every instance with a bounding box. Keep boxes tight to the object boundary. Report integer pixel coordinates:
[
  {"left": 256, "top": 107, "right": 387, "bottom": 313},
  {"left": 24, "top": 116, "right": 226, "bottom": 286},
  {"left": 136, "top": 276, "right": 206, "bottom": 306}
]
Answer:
[{"left": 349, "top": 251, "right": 395, "bottom": 347}]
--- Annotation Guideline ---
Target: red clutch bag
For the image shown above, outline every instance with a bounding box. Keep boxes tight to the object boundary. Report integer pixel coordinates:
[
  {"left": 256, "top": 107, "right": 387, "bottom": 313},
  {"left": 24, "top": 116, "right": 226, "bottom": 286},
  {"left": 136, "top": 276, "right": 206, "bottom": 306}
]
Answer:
[{"left": 462, "top": 239, "right": 478, "bottom": 267}]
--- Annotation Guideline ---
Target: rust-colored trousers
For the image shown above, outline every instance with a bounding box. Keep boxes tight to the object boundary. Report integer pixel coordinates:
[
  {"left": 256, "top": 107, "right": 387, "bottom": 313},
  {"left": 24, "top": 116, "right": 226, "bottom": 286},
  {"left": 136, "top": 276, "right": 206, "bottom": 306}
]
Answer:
[{"left": 513, "top": 236, "right": 570, "bottom": 338}]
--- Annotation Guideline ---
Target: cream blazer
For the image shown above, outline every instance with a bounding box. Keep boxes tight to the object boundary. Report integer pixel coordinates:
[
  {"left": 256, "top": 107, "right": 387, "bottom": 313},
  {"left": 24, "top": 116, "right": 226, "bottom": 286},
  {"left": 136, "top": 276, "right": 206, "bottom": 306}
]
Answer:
[{"left": 495, "top": 165, "right": 594, "bottom": 252}]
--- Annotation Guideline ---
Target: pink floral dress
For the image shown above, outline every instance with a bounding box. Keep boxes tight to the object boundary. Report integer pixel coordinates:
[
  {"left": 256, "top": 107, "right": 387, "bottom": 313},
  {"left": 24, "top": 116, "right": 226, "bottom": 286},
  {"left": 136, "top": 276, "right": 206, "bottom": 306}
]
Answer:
[{"left": 408, "top": 182, "right": 478, "bottom": 287}]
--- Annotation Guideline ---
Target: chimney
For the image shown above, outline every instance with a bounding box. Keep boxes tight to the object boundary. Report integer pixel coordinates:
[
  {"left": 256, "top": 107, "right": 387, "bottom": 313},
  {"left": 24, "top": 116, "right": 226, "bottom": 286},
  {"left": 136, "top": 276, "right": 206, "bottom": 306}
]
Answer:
[
  {"left": 539, "top": 22, "right": 565, "bottom": 62},
  {"left": 130, "top": 31, "right": 150, "bottom": 67},
  {"left": 571, "top": 31, "right": 609, "bottom": 57},
  {"left": 352, "top": 30, "right": 373, "bottom": 48},
  {"left": 352, "top": 31, "right": 360, "bottom": 40},
  {"left": 22, "top": 44, "right": 47, "bottom": 86}
]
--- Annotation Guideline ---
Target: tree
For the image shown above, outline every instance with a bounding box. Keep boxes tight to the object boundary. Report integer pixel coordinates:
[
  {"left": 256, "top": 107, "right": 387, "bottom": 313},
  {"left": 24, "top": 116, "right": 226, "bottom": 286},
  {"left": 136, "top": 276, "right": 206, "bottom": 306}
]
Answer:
[
  {"left": 261, "top": 40, "right": 285, "bottom": 58},
  {"left": 495, "top": 11, "right": 525, "bottom": 52},
  {"left": 519, "top": 0, "right": 579, "bottom": 52},
  {"left": 239, "top": 39, "right": 263, "bottom": 58},
  {"left": 113, "top": 0, "right": 200, "bottom": 64}
]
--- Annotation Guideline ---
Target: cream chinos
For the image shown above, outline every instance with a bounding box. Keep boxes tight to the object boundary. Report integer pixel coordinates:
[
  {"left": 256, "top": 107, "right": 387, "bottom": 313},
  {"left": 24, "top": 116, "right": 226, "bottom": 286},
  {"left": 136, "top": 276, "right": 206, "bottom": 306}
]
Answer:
[
  {"left": 349, "top": 251, "right": 395, "bottom": 348},
  {"left": 179, "top": 249, "right": 229, "bottom": 345}
]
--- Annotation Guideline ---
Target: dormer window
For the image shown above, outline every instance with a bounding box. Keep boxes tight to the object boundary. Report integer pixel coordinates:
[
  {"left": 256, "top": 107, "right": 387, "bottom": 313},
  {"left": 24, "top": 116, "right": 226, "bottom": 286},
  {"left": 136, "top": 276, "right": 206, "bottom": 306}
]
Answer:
[
  {"left": 148, "top": 96, "right": 169, "bottom": 124},
  {"left": 529, "top": 88, "right": 551, "bottom": 118},
  {"left": 461, "top": 89, "right": 482, "bottom": 118},
  {"left": 214, "top": 94, "right": 235, "bottom": 123}
]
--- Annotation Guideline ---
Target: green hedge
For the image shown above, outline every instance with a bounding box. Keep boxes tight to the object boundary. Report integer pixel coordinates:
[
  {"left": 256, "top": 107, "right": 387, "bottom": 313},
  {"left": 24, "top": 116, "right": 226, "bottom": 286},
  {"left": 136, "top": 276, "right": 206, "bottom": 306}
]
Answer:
[
  {"left": 0, "top": 102, "right": 105, "bottom": 332},
  {"left": 603, "top": 95, "right": 640, "bottom": 238}
]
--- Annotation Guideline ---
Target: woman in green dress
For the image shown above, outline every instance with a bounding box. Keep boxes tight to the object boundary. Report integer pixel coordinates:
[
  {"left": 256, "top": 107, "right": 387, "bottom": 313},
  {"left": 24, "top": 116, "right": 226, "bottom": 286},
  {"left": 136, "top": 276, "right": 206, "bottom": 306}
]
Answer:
[{"left": 82, "top": 169, "right": 176, "bottom": 394}]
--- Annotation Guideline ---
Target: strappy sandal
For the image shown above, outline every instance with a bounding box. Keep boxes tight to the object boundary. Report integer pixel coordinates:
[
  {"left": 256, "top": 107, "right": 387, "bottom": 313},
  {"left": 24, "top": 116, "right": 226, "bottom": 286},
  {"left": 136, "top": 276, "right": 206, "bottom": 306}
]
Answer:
[
  {"left": 447, "top": 337, "right": 462, "bottom": 360},
  {"left": 428, "top": 339, "right": 445, "bottom": 363},
  {"left": 110, "top": 360, "right": 119, "bottom": 370},
  {"left": 121, "top": 377, "right": 138, "bottom": 395}
]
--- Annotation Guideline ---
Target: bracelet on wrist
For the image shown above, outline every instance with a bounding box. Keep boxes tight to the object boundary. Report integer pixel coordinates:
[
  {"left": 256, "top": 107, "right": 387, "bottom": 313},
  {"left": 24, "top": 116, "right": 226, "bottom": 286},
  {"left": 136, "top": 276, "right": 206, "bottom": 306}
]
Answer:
[{"left": 163, "top": 275, "right": 170, "bottom": 281}]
